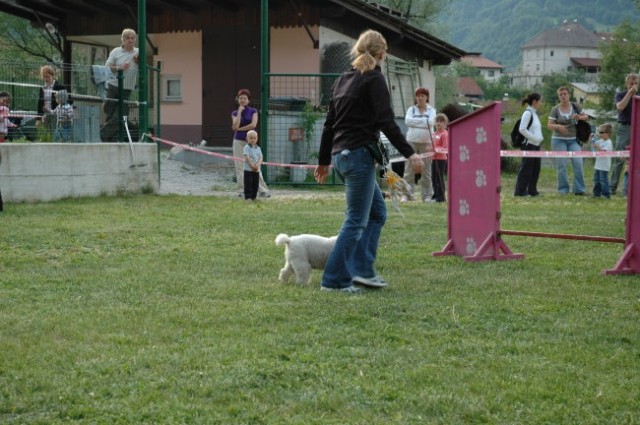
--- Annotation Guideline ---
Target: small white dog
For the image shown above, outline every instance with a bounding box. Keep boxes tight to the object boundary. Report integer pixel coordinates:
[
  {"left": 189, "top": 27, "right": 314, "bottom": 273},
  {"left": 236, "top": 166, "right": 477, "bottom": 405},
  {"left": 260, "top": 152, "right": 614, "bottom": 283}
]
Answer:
[{"left": 275, "top": 233, "right": 337, "bottom": 285}]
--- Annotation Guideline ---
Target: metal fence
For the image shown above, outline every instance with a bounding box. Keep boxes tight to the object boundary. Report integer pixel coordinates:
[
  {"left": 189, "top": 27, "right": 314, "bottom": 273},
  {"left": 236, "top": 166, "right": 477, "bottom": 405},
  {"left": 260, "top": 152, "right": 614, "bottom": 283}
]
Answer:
[
  {"left": 0, "top": 60, "right": 160, "bottom": 143},
  {"left": 264, "top": 73, "right": 339, "bottom": 184},
  {"left": 263, "top": 72, "right": 415, "bottom": 185}
]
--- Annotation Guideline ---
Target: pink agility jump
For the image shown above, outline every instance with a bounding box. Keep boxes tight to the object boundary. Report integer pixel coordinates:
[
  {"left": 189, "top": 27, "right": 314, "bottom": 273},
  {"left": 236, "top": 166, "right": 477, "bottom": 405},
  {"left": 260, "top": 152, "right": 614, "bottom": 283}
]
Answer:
[{"left": 433, "top": 98, "right": 640, "bottom": 275}]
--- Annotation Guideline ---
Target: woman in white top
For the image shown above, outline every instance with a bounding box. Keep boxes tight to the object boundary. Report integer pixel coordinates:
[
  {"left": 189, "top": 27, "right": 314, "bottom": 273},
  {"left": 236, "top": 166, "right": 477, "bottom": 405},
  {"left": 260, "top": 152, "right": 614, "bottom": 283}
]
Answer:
[
  {"left": 101, "top": 28, "right": 139, "bottom": 142},
  {"left": 514, "top": 93, "right": 544, "bottom": 197},
  {"left": 402, "top": 87, "right": 436, "bottom": 202}
]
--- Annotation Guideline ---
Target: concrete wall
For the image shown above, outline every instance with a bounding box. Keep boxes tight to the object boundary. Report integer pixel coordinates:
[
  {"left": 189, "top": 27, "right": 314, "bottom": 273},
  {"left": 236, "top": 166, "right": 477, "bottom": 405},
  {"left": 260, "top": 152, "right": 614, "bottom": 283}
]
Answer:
[{"left": 0, "top": 143, "right": 159, "bottom": 203}]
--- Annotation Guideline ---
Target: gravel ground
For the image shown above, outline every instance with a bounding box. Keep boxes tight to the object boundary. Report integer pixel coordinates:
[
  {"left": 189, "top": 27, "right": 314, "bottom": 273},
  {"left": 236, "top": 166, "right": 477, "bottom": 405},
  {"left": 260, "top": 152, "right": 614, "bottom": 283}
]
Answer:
[{"left": 157, "top": 150, "right": 343, "bottom": 200}]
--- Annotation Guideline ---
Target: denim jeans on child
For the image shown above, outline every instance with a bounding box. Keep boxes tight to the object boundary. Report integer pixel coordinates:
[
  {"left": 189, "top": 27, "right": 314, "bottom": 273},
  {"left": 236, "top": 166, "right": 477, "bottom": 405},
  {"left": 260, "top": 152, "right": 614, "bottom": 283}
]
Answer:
[
  {"left": 593, "top": 170, "right": 610, "bottom": 198},
  {"left": 552, "top": 137, "right": 585, "bottom": 194},
  {"left": 321, "top": 146, "right": 386, "bottom": 289}
]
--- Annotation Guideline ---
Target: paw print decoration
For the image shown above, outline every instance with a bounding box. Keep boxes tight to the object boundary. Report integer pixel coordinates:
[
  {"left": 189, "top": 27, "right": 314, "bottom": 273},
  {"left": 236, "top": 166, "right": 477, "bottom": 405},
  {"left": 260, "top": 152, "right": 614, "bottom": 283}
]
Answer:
[
  {"left": 459, "top": 199, "right": 470, "bottom": 216},
  {"left": 475, "top": 170, "right": 487, "bottom": 188},
  {"left": 475, "top": 127, "right": 487, "bottom": 144},
  {"left": 466, "top": 237, "right": 477, "bottom": 255},
  {"left": 459, "top": 145, "right": 470, "bottom": 162}
]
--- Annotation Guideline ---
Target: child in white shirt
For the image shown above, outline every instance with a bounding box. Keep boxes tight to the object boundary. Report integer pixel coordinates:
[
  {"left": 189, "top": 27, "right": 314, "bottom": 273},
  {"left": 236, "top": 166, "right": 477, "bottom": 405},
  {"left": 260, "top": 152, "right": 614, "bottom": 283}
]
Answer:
[{"left": 592, "top": 123, "right": 614, "bottom": 199}]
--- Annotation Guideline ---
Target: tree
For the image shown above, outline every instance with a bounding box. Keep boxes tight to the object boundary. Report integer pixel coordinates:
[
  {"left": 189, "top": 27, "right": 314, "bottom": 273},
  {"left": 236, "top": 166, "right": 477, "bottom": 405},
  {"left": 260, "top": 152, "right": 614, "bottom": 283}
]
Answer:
[
  {"left": 374, "top": 0, "right": 450, "bottom": 28},
  {"left": 598, "top": 20, "right": 640, "bottom": 111},
  {"left": 0, "top": 12, "right": 62, "bottom": 65}
]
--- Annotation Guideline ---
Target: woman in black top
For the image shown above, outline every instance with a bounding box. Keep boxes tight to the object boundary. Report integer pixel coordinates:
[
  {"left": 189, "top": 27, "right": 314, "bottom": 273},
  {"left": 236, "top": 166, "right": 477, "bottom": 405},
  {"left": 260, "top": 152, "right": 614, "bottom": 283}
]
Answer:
[{"left": 314, "top": 29, "right": 422, "bottom": 293}]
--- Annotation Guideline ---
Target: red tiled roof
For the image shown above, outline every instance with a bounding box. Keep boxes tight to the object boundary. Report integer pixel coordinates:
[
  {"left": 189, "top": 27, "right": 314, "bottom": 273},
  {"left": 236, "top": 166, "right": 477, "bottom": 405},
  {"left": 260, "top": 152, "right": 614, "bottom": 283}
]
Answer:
[
  {"left": 462, "top": 55, "right": 504, "bottom": 69},
  {"left": 458, "top": 77, "right": 484, "bottom": 97},
  {"left": 570, "top": 57, "right": 601, "bottom": 67}
]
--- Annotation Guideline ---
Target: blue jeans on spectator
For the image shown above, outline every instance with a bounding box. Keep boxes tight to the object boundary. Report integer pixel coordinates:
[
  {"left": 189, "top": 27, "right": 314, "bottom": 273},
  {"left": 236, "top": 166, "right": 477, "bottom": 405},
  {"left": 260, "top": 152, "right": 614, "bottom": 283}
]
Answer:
[
  {"left": 54, "top": 122, "right": 72, "bottom": 143},
  {"left": 610, "top": 123, "right": 630, "bottom": 194},
  {"left": 552, "top": 137, "right": 585, "bottom": 194},
  {"left": 593, "top": 170, "right": 610, "bottom": 198},
  {"left": 321, "top": 146, "right": 386, "bottom": 289}
]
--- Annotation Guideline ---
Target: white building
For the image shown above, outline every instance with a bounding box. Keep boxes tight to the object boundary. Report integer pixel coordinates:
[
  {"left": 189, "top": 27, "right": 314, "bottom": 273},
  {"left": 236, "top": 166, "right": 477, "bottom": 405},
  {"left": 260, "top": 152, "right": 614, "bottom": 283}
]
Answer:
[
  {"left": 514, "top": 20, "right": 603, "bottom": 88},
  {"left": 461, "top": 54, "right": 504, "bottom": 83}
]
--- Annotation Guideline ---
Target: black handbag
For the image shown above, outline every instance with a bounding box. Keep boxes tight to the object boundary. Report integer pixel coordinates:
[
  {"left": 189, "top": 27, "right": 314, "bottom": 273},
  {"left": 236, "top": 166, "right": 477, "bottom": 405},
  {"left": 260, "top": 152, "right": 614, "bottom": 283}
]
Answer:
[{"left": 365, "top": 138, "right": 389, "bottom": 166}]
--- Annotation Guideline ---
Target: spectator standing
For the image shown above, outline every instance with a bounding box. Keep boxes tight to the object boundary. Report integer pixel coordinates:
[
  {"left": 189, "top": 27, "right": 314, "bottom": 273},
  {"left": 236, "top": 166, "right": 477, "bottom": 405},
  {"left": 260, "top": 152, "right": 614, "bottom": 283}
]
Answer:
[
  {"left": 231, "top": 89, "right": 270, "bottom": 198},
  {"left": 514, "top": 93, "right": 544, "bottom": 197},
  {"left": 592, "top": 123, "right": 613, "bottom": 199},
  {"left": 36, "top": 65, "right": 65, "bottom": 139},
  {"left": 431, "top": 113, "right": 449, "bottom": 203},
  {"left": 52, "top": 90, "right": 74, "bottom": 143},
  {"left": 243, "top": 130, "right": 263, "bottom": 201},
  {"left": 0, "top": 91, "right": 16, "bottom": 142},
  {"left": 101, "top": 28, "right": 139, "bottom": 142},
  {"left": 609, "top": 73, "right": 638, "bottom": 195},
  {"left": 548, "top": 86, "right": 588, "bottom": 195},
  {"left": 402, "top": 87, "right": 436, "bottom": 202}
]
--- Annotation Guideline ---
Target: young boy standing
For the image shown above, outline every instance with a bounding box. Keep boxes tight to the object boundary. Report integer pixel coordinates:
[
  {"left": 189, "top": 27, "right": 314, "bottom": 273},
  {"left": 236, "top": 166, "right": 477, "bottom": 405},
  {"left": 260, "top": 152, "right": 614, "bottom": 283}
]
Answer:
[
  {"left": 592, "top": 123, "right": 614, "bottom": 199},
  {"left": 52, "top": 90, "right": 74, "bottom": 142},
  {"left": 243, "top": 130, "right": 263, "bottom": 201}
]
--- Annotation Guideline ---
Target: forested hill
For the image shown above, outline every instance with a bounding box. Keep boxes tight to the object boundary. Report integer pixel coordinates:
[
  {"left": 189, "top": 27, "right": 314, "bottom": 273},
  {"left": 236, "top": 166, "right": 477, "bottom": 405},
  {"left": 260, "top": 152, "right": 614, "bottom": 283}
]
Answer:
[{"left": 435, "top": 0, "right": 640, "bottom": 70}]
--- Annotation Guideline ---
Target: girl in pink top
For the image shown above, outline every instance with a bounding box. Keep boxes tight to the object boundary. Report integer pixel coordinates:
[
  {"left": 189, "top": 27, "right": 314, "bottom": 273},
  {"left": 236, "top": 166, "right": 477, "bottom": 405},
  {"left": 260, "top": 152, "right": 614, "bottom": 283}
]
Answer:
[{"left": 431, "top": 113, "right": 449, "bottom": 202}]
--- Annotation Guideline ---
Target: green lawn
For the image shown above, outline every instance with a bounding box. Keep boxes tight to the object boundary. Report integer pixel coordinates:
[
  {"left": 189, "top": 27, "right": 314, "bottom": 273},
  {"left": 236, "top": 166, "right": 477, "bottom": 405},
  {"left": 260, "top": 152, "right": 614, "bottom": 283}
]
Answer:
[{"left": 1, "top": 167, "right": 638, "bottom": 424}]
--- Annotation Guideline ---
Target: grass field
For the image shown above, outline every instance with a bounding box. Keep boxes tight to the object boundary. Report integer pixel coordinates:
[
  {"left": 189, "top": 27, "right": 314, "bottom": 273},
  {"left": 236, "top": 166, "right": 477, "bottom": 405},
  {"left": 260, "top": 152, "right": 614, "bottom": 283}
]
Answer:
[{"left": 1, "top": 167, "right": 639, "bottom": 424}]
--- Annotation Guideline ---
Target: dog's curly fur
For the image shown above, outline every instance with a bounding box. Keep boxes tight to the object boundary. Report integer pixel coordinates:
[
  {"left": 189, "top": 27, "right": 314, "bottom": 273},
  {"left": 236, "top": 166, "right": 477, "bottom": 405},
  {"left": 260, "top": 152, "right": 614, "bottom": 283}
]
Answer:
[{"left": 275, "top": 233, "right": 337, "bottom": 285}]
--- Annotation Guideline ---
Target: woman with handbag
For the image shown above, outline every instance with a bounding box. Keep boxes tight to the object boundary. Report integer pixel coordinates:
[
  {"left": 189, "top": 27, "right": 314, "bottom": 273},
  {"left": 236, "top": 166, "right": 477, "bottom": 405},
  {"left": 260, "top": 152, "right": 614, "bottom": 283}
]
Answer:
[
  {"left": 548, "top": 86, "right": 588, "bottom": 195},
  {"left": 402, "top": 87, "right": 437, "bottom": 202},
  {"left": 314, "top": 29, "right": 422, "bottom": 293}
]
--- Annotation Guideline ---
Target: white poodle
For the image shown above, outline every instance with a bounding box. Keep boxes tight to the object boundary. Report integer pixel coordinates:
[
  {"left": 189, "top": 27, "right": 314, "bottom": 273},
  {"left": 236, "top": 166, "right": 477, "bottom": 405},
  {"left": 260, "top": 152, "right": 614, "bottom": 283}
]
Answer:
[{"left": 275, "top": 233, "right": 337, "bottom": 285}]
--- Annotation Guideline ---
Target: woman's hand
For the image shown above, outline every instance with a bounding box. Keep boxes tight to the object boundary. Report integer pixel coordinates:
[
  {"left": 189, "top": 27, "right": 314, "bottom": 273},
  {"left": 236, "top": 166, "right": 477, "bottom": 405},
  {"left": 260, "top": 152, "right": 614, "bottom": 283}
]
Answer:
[
  {"left": 556, "top": 124, "right": 569, "bottom": 135},
  {"left": 314, "top": 165, "right": 330, "bottom": 184},
  {"left": 408, "top": 153, "right": 423, "bottom": 175}
]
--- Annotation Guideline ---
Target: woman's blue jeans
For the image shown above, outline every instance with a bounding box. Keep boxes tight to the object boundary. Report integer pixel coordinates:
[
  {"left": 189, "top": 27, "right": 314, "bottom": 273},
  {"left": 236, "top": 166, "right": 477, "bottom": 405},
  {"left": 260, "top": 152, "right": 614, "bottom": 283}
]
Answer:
[
  {"left": 321, "top": 146, "right": 386, "bottom": 289},
  {"left": 552, "top": 137, "right": 585, "bottom": 194}
]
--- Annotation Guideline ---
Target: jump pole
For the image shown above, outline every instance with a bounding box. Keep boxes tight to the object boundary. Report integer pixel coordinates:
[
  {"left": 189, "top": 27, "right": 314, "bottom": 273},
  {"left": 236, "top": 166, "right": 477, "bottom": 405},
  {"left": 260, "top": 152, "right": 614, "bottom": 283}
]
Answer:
[{"left": 603, "top": 96, "right": 640, "bottom": 275}]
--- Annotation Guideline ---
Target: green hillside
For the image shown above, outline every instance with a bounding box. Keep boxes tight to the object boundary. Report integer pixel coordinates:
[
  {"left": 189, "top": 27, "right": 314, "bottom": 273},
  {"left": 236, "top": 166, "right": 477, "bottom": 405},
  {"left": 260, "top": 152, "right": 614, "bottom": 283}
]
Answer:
[{"left": 435, "top": 0, "right": 640, "bottom": 69}]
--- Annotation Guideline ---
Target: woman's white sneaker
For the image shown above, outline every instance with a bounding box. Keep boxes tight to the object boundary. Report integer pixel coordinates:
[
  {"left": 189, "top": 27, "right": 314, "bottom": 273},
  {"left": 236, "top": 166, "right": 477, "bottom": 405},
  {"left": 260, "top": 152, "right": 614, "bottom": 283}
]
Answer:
[{"left": 352, "top": 275, "right": 388, "bottom": 288}]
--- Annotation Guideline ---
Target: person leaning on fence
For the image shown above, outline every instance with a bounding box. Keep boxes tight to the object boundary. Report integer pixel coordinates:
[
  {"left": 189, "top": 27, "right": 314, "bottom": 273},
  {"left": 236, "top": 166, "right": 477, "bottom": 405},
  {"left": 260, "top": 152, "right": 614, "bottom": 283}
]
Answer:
[
  {"left": 314, "top": 29, "right": 423, "bottom": 294},
  {"left": 514, "top": 92, "right": 544, "bottom": 197},
  {"left": 101, "top": 28, "right": 139, "bottom": 143},
  {"left": 36, "top": 65, "right": 65, "bottom": 138},
  {"left": 0, "top": 91, "right": 16, "bottom": 143},
  {"left": 609, "top": 73, "right": 638, "bottom": 195},
  {"left": 231, "top": 88, "right": 270, "bottom": 198},
  {"left": 52, "top": 90, "right": 74, "bottom": 143}
]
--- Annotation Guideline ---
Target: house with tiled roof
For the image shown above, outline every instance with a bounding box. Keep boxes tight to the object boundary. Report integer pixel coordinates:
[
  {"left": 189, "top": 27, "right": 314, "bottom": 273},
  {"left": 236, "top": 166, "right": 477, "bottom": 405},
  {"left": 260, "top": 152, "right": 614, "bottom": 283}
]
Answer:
[
  {"left": 0, "top": 0, "right": 467, "bottom": 146},
  {"left": 513, "top": 20, "right": 603, "bottom": 88},
  {"left": 461, "top": 54, "right": 504, "bottom": 83},
  {"left": 457, "top": 77, "right": 484, "bottom": 102}
]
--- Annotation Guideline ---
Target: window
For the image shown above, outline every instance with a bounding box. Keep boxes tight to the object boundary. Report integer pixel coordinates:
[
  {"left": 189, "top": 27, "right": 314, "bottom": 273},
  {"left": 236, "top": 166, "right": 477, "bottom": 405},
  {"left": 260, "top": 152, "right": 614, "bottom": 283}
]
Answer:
[
  {"left": 162, "top": 75, "right": 182, "bottom": 102},
  {"left": 550, "top": 50, "right": 554, "bottom": 57},
  {"left": 488, "top": 70, "right": 495, "bottom": 77}
]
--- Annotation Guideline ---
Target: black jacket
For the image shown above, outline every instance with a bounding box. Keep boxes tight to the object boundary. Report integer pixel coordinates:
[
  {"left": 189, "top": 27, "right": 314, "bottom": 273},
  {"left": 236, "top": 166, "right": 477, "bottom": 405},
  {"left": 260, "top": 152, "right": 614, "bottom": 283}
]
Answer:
[
  {"left": 37, "top": 80, "right": 66, "bottom": 115},
  {"left": 318, "top": 66, "right": 415, "bottom": 166}
]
